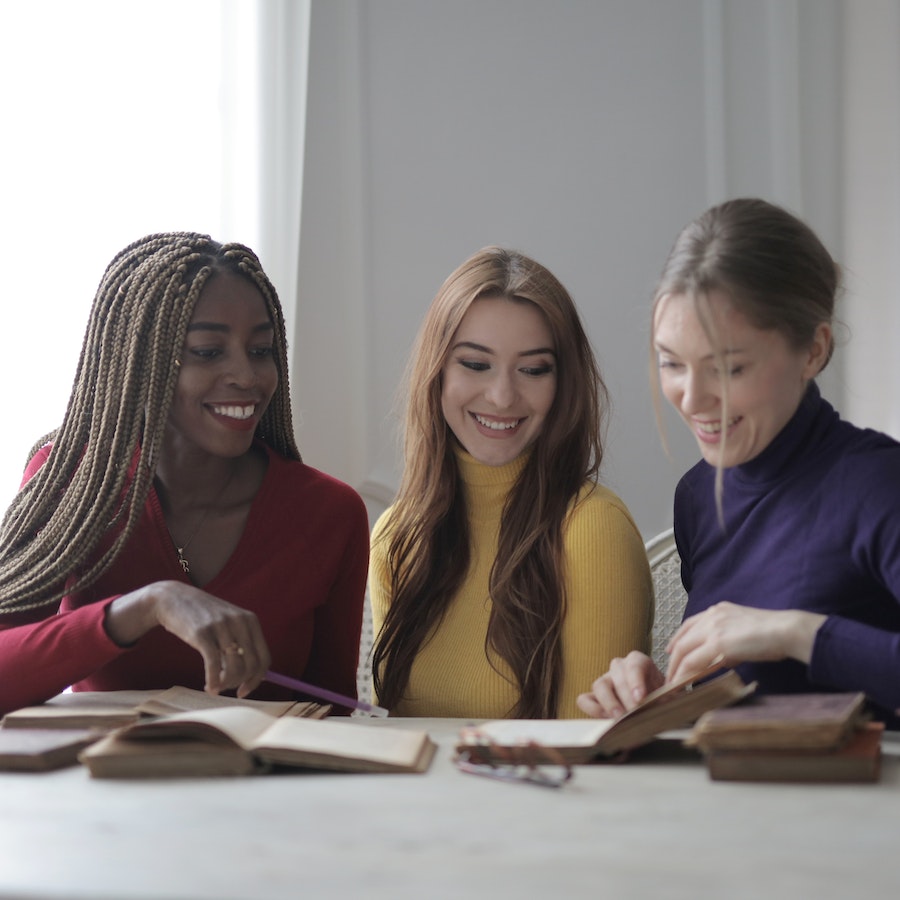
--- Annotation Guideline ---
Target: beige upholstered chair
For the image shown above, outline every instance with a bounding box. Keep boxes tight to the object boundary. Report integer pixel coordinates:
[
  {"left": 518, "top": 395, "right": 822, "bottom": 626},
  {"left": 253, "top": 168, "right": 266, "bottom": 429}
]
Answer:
[
  {"left": 646, "top": 527, "right": 688, "bottom": 672},
  {"left": 356, "top": 485, "right": 393, "bottom": 711}
]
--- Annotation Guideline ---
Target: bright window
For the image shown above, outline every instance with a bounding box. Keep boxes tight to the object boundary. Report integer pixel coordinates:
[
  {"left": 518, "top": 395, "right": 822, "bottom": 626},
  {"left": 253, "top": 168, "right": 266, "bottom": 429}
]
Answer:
[{"left": 0, "top": 1, "right": 261, "bottom": 509}]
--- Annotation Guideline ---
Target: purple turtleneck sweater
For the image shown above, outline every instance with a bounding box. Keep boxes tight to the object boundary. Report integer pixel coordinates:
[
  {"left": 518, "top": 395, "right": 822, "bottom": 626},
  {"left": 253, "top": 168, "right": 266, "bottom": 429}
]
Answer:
[{"left": 675, "top": 382, "right": 900, "bottom": 724}]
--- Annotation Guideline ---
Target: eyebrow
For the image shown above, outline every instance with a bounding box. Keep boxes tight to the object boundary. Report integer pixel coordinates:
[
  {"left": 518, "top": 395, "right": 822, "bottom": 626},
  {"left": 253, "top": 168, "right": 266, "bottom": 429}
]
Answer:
[
  {"left": 452, "top": 340, "right": 556, "bottom": 358},
  {"left": 187, "top": 321, "right": 275, "bottom": 334},
  {"left": 654, "top": 342, "right": 743, "bottom": 361}
]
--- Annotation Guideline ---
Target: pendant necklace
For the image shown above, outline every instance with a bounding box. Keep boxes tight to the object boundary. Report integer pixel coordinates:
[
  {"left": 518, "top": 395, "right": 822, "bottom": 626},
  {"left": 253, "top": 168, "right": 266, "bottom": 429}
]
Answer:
[{"left": 166, "top": 464, "right": 238, "bottom": 576}]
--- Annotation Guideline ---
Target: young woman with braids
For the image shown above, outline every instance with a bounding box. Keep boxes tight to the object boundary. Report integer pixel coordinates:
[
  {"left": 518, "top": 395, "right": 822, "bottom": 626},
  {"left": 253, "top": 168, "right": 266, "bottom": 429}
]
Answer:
[
  {"left": 578, "top": 199, "right": 900, "bottom": 727},
  {"left": 370, "top": 247, "right": 653, "bottom": 719},
  {"left": 0, "top": 233, "right": 369, "bottom": 716}
]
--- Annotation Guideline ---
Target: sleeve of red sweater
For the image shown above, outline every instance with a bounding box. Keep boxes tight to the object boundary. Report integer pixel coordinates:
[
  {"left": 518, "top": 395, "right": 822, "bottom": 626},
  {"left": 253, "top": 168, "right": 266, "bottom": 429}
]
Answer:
[
  {"left": 0, "top": 445, "right": 130, "bottom": 715},
  {"left": 0, "top": 603, "right": 129, "bottom": 715}
]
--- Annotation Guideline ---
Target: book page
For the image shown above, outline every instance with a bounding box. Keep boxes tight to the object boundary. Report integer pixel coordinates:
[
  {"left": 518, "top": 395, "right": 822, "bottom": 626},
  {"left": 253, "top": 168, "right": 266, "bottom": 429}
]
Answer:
[
  {"left": 458, "top": 719, "right": 615, "bottom": 748},
  {"left": 123, "top": 706, "right": 278, "bottom": 749},
  {"left": 250, "top": 717, "right": 432, "bottom": 768},
  {"left": 135, "top": 687, "right": 300, "bottom": 718},
  {"left": 43, "top": 690, "right": 162, "bottom": 709}
]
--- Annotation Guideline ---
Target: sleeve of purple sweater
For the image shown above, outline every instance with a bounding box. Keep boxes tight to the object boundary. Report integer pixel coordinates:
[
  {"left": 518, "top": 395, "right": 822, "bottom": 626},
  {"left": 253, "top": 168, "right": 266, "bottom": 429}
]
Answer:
[
  {"left": 808, "top": 446, "right": 900, "bottom": 711},
  {"left": 811, "top": 619, "right": 900, "bottom": 711}
]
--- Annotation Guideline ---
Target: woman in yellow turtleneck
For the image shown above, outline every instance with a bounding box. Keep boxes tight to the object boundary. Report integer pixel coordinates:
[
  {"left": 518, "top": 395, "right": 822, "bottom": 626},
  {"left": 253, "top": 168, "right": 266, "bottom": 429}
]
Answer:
[{"left": 370, "top": 247, "right": 652, "bottom": 719}]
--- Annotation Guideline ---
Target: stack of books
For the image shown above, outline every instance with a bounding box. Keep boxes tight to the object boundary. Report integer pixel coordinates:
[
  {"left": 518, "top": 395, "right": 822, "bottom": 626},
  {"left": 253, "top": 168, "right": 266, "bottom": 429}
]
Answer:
[{"left": 687, "top": 692, "right": 882, "bottom": 783}]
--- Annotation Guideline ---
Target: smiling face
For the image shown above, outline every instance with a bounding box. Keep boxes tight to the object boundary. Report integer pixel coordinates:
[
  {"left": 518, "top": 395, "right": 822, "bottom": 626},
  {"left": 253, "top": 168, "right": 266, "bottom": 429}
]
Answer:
[
  {"left": 440, "top": 296, "right": 557, "bottom": 467},
  {"left": 654, "top": 290, "right": 830, "bottom": 468},
  {"left": 165, "top": 272, "right": 278, "bottom": 462}
]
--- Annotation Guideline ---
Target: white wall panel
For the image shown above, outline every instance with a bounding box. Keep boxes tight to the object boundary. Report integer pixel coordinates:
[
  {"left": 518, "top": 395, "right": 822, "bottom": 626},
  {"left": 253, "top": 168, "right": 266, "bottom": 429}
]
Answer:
[
  {"left": 842, "top": 0, "right": 900, "bottom": 437},
  {"left": 295, "top": 0, "right": 850, "bottom": 537}
]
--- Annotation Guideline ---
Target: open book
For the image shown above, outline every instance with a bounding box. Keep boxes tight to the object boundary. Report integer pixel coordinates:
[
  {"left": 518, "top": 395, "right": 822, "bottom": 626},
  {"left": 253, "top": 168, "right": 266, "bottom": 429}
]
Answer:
[
  {"left": 456, "top": 665, "right": 755, "bottom": 765},
  {"left": 1, "top": 686, "right": 327, "bottom": 731},
  {"left": 79, "top": 706, "right": 436, "bottom": 778}
]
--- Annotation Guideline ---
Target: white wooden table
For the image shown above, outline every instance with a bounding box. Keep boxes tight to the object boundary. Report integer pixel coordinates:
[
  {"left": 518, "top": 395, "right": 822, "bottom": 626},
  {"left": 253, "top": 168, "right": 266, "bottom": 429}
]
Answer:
[{"left": 1, "top": 717, "right": 898, "bottom": 900}]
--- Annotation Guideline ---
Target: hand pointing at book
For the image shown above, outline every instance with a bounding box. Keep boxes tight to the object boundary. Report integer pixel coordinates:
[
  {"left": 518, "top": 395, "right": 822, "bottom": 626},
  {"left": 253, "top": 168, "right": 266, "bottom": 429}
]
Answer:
[{"left": 105, "top": 581, "right": 271, "bottom": 698}]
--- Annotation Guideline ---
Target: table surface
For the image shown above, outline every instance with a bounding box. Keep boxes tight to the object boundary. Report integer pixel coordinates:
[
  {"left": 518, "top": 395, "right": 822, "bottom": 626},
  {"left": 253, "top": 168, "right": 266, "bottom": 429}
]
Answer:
[{"left": 1, "top": 715, "right": 898, "bottom": 900}]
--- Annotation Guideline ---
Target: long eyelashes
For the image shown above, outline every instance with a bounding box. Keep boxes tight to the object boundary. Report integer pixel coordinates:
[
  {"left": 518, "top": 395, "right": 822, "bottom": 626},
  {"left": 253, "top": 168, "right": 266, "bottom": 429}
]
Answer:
[{"left": 457, "top": 359, "right": 554, "bottom": 376}]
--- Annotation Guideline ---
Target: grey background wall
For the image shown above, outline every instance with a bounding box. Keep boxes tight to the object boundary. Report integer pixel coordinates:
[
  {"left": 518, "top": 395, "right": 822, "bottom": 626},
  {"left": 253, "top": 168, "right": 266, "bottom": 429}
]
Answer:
[{"left": 289, "top": 0, "right": 896, "bottom": 539}]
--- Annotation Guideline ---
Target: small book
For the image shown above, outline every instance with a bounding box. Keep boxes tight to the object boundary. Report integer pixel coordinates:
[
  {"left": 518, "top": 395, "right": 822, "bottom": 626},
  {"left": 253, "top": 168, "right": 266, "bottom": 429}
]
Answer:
[
  {"left": 1, "top": 691, "right": 157, "bottom": 730},
  {"left": 456, "top": 666, "right": 755, "bottom": 765},
  {"left": 2, "top": 687, "right": 327, "bottom": 731},
  {"left": 79, "top": 706, "right": 437, "bottom": 778},
  {"left": 0, "top": 728, "right": 102, "bottom": 771},
  {"left": 687, "top": 692, "right": 868, "bottom": 752},
  {"left": 703, "top": 721, "right": 883, "bottom": 783}
]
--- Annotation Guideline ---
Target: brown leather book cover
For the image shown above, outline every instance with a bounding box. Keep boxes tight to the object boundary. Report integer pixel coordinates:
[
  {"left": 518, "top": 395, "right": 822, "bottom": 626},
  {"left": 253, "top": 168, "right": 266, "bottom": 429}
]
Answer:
[
  {"left": 688, "top": 692, "right": 868, "bottom": 752},
  {"left": 704, "top": 721, "right": 883, "bottom": 783}
]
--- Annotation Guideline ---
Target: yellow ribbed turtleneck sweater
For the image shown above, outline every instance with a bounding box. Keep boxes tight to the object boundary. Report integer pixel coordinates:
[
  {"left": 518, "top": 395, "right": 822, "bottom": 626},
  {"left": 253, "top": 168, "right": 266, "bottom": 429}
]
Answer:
[{"left": 370, "top": 449, "right": 652, "bottom": 718}]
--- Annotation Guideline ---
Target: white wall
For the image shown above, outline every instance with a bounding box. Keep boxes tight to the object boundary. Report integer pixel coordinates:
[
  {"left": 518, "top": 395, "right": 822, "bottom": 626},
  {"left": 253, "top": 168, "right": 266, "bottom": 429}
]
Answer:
[
  {"left": 842, "top": 0, "right": 900, "bottom": 437},
  {"left": 292, "top": 0, "right": 861, "bottom": 539}
]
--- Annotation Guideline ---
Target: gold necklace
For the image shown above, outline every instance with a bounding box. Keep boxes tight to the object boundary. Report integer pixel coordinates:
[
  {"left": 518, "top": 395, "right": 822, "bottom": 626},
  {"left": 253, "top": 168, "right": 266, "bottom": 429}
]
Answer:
[{"left": 166, "top": 464, "right": 238, "bottom": 576}]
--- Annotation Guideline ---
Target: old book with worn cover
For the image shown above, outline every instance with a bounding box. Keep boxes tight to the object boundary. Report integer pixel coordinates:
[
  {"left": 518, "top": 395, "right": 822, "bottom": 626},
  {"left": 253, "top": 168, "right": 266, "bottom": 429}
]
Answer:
[
  {"left": 79, "top": 706, "right": 436, "bottom": 778},
  {"left": 1, "top": 687, "right": 327, "bottom": 731},
  {"left": 1, "top": 691, "right": 159, "bottom": 730},
  {"left": 703, "top": 721, "right": 883, "bottom": 783},
  {"left": 456, "top": 666, "right": 755, "bottom": 765},
  {"left": 0, "top": 728, "right": 101, "bottom": 771},
  {"left": 687, "top": 692, "right": 868, "bottom": 752}
]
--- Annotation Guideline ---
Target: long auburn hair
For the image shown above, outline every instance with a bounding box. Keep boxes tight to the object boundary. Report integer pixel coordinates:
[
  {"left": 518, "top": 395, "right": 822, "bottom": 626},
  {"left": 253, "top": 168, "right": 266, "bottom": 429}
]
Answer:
[
  {"left": 0, "top": 232, "right": 299, "bottom": 615},
  {"left": 372, "top": 246, "right": 608, "bottom": 718}
]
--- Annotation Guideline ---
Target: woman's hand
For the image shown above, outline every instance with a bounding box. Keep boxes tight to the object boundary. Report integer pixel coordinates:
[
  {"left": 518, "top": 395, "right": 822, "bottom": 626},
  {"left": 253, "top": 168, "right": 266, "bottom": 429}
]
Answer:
[
  {"left": 665, "top": 601, "right": 827, "bottom": 685},
  {"left": 105, "top": 581, "right": 271, "bottom": 698},
  {"left": 576, "top": 651, "right": 665, "bottom": 718}
]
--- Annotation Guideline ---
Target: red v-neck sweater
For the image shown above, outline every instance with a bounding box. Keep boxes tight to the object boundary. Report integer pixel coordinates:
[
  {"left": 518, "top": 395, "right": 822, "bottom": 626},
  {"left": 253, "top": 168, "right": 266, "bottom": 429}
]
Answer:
[{"left": 0, "top": 443, "right": 369, "bottom": 716}]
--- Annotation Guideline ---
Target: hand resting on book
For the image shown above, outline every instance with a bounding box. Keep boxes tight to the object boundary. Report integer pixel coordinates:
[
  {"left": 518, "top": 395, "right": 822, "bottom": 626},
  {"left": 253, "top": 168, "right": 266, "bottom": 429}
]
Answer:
[
  {"left": 578, "top": 601, "right": 828, "bottom": 719},
  {"left": 663, "top": 602, "right": 826, "bottom": 686},
  {"left": 576, "top": 650, "right": 664, "bottom": 719}
]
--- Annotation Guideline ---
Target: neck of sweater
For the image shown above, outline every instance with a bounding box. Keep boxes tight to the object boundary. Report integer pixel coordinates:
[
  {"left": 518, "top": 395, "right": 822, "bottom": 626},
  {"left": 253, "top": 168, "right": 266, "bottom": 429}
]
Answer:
[
  {"left": 728, "top": 381, "right": 835, "bottom": 489},
  {"left": 454, "top": 447, "right": 528, "bottom": 524}
]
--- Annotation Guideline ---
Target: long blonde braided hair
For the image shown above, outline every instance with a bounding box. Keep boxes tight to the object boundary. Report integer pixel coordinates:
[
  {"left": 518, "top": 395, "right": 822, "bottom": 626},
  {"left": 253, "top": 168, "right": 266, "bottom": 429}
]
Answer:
[{"left": 0, "top": 232, "right": 299, "bottom": 615}]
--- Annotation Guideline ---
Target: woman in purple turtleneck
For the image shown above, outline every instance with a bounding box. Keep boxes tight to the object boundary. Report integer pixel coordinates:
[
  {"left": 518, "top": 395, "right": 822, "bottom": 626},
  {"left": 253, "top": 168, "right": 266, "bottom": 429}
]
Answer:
[{"left": 578, "top": 198, "right": 900, "bottom": 725}]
